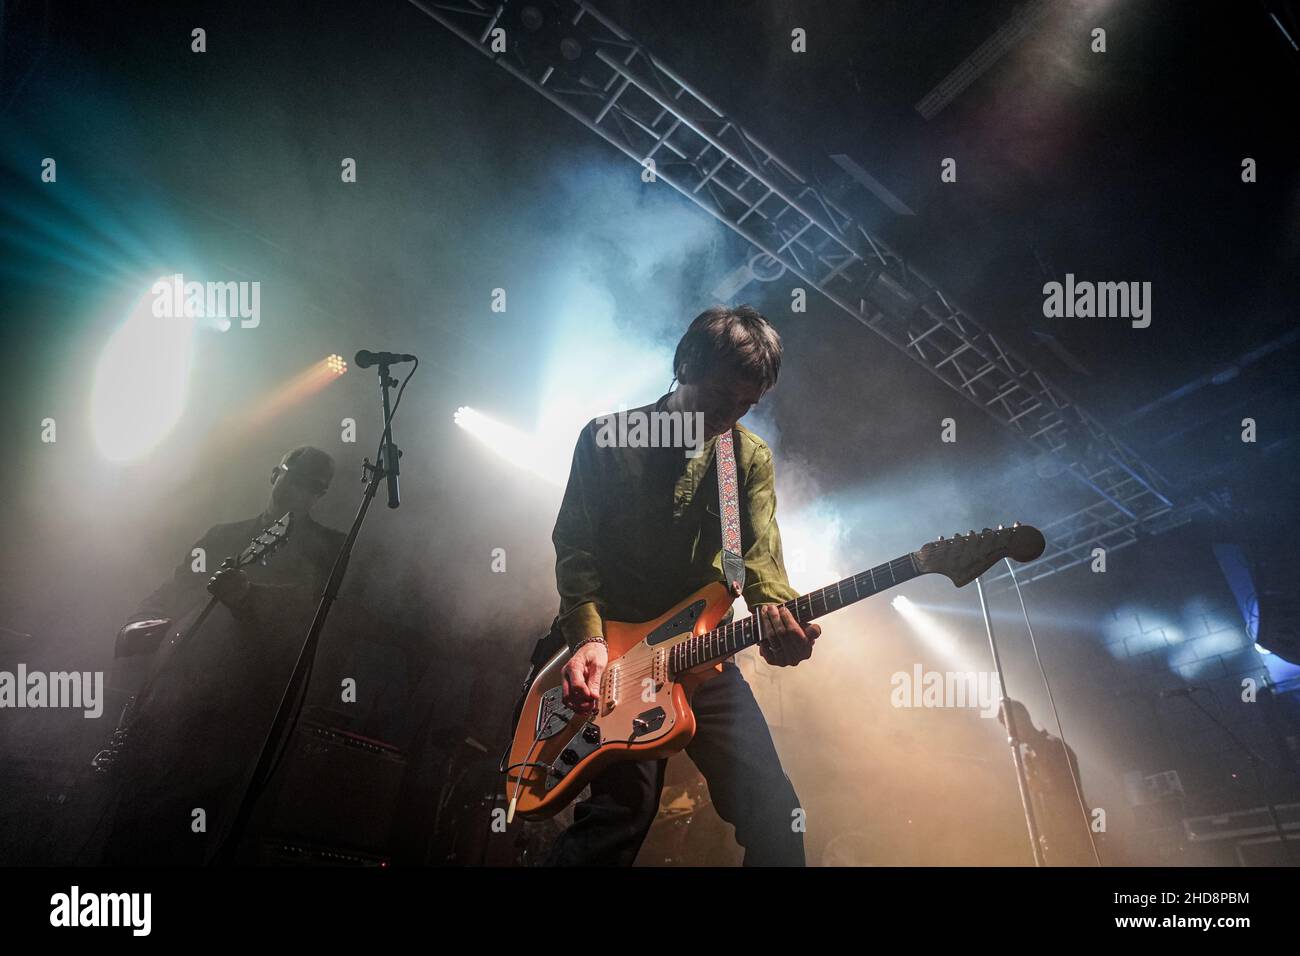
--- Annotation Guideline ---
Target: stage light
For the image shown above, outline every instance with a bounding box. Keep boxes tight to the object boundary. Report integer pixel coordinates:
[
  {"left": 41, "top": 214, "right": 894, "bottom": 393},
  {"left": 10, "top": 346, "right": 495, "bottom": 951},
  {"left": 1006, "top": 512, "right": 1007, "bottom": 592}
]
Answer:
[
  {"left": 454, "top": 405, "right": 569, "bottom": 484},
  {"left": 891, "top": 592, "right": 987, "bottom": 673},
  {"left": 520, "top": 5, "right": 544, "bottom": 30},
  {"left": 90, "top": 282, "right": 196, "bottom": 462},
  {"left": 559, "top": 36, "right": 583, "bottom": 61},
  {"left": 237, "top": 356, "right": 349, "bottom": 430},
  {"left": 894, "top": 598, "right": 1096, "bottom": 631}
]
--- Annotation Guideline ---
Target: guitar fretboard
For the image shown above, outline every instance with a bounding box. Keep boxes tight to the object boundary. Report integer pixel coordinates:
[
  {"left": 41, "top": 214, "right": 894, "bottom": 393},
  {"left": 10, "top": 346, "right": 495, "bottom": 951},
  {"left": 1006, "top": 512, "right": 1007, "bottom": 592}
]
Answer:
[{"left": 668, "top": 553, "right": 921, "bottom": 674}]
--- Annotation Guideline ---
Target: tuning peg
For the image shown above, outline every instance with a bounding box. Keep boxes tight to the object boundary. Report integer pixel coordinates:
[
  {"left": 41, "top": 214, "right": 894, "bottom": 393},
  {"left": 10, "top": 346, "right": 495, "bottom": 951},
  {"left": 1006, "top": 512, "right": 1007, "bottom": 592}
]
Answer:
[
  {"left": 968, "top": 530, "right": 976, "bottom": 536},
  {"left": 997, "top": 524, "right": 1004, "bottom": 531},
  {"left": 937, "top": 535, "right": 945, "bottom": 541},
  {"left": 1012, "top": 521, "right": 1020, "bottom": 528}
]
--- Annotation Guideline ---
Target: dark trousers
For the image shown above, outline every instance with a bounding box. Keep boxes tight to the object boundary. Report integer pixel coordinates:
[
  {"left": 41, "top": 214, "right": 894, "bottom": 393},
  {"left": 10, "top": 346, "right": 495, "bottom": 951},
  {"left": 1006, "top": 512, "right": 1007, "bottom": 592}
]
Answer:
[{"left": 544, "top": 661, "right": 805, "bottom": 866}]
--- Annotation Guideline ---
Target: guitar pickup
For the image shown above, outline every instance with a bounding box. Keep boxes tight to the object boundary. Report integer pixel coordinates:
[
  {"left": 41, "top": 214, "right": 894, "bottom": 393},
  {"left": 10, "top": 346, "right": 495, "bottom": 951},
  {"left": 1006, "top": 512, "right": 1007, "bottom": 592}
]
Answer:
[{"left": 651, "top": 649, "right": 667, "bottom": 689}]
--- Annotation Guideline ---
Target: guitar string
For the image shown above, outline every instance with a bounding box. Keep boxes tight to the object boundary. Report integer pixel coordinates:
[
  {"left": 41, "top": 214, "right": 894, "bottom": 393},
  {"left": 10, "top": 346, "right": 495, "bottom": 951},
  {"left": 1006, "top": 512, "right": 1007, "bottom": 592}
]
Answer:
[
  {"left": 598, "top": 541, "right": 995, "bottom": 689},
  {"left": 596, "top": 557, "right": 920, "bottom": 688},
  {"left": 614, "top": 557, "right": 913, "bottom": 681},
  {"left": 597, "top": 540, "right": 994, "bottom": 695}
]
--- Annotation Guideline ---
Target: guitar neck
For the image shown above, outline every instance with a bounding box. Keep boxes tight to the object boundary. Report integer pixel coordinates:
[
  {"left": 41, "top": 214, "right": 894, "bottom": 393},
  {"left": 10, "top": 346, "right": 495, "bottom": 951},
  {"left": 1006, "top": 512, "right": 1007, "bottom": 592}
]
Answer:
[{"left": 670, "top": 552, "right": 922, "bottom": 673}]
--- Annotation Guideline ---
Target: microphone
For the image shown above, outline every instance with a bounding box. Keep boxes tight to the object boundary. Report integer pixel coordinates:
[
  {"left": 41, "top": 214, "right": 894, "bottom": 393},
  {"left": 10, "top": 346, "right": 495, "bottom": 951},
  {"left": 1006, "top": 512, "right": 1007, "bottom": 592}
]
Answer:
[{"left": 355, "top": 350, "right": 416, "bottom": 369}]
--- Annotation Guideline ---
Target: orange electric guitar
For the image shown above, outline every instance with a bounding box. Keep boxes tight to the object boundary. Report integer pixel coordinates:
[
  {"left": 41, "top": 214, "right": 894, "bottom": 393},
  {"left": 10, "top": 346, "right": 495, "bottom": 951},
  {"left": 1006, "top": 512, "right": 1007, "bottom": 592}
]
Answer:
[{"left": 504, "top": 522, "right": 1046, "bottom": 821}]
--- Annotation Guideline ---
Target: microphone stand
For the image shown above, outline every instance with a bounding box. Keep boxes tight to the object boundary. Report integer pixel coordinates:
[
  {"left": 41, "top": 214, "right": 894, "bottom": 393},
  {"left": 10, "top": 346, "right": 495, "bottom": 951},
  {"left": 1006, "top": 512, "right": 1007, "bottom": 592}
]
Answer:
[
  {"left": 976, "top": 575, "right": 1046, "bottom": 866},
  {"left": 379, "top": 360, "right": 401, "bottom": 509},
  {"left": 210, "top": 360, "right": 406, "bottom": 865}
]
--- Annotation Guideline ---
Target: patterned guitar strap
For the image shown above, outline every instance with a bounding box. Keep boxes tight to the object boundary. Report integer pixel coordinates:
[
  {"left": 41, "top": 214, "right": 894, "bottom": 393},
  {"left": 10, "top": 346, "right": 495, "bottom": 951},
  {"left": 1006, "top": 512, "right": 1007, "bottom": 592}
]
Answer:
[{"left": 716, "top": 427, "right": 745, "bottom": 597}]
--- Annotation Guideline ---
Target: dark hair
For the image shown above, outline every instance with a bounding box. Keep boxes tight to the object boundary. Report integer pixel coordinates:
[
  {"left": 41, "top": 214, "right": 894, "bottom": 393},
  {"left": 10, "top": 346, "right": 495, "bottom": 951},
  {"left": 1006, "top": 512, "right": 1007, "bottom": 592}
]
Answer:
[{"left": 672, "top": 304, "right": 783, "bottom": 392}]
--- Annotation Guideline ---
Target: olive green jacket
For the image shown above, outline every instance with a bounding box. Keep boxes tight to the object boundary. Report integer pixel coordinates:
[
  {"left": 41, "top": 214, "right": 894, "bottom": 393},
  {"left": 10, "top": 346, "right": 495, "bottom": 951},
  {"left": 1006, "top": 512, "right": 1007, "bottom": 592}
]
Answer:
[{"left": 553, "top": 392, "right": 799, "bottom": 651}]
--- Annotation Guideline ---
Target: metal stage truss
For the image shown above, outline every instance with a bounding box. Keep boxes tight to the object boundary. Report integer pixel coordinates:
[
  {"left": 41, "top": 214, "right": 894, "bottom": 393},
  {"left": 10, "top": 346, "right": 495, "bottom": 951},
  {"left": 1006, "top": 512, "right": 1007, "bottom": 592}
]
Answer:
[{"left": 409, "top": 0, "right": 1208, "bottom": 586}]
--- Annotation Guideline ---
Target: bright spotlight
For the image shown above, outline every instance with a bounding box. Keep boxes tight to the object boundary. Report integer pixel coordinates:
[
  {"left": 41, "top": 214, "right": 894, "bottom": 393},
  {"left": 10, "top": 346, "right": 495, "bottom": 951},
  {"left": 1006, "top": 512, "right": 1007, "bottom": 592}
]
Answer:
[
  {"left": 90, "top": 282, "right": 196, "bottom": 462},
  {"left": 454, "top": 405, "right": 569, "bottom": 484},
  {"left": 891, "top": 592, "right": 986, "bottom": 672},
  {"left": 326, "top": 353, "right": 348, "bottom": 375}
]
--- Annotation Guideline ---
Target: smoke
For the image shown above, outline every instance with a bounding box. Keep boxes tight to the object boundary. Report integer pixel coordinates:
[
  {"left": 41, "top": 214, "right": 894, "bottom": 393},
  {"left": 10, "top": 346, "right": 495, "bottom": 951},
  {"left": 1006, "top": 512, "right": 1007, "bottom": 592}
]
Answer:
[{"left": 0, "top": 2, "right": 1159, "bottom": 864}]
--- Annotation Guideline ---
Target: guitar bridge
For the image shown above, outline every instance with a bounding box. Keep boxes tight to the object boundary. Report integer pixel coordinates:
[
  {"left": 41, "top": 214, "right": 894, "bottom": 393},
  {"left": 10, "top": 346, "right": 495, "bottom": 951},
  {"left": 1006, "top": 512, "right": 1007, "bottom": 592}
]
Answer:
[{"left": 600, "top": 661, "right": 622, "bottom": 714}]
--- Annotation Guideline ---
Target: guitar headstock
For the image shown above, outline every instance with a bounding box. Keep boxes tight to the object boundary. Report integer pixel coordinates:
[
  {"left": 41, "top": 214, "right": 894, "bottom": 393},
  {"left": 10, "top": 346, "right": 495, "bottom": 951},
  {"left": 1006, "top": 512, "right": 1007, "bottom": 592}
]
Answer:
[
  {"left": 914, "top": 522, "right": 1045, "bottom": 587},
  {"left": 237, "top": 512, "right": 293, "bottom": 568}
]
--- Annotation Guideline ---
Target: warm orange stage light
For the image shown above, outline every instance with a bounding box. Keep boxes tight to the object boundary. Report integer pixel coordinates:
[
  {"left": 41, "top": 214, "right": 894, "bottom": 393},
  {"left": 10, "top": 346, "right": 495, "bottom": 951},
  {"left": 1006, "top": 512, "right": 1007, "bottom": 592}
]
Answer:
[{"left": 239, "top": 356, "right": 347, "bottom": 429}]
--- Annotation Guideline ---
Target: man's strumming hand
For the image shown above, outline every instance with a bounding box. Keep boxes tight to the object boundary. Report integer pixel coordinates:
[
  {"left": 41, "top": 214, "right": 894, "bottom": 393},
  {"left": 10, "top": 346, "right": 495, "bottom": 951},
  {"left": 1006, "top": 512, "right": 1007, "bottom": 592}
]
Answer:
[{"left": 562, "top": 641, "right": 608, "bottom": 716}]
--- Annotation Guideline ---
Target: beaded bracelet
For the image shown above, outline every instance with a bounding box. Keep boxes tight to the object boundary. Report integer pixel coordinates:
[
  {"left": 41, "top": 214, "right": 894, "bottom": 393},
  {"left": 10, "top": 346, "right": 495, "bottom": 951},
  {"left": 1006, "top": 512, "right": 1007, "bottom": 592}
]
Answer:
[{"left": 573, "top": 636, "right": 608, "bottom": 653}]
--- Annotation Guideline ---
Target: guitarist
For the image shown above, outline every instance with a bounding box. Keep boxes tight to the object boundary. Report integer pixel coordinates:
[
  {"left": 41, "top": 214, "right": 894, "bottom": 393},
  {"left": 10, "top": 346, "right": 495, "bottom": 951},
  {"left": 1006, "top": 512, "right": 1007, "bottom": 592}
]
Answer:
[
  {"left": 999, "top": 699, "right": 1097, "bottom": 866},
  {"left": 123, "top": 446, "right": 344, "bottom": 629},
  {"left": 99, "top": 446, "right": 347, "bottom": 864},
  {"left": 546, "top": 305, "right": 820, "bottom": 866}
]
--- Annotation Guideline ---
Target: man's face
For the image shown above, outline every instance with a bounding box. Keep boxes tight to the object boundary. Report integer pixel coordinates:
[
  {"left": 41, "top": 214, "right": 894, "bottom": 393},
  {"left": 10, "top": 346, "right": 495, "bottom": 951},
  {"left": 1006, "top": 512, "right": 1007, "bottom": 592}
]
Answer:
[
  {"left": 267, "top": 464, "right": 328, "bottom": 519},
  {"left": 686, "top": 367, "right": 766, "bottom": 439}
]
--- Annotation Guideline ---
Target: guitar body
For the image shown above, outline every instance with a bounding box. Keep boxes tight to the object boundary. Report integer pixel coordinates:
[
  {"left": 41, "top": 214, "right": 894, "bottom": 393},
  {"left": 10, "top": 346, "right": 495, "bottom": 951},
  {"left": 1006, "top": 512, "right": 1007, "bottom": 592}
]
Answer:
[{"left": 506, "top": 581, "right": 734, "bottom": 821}]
